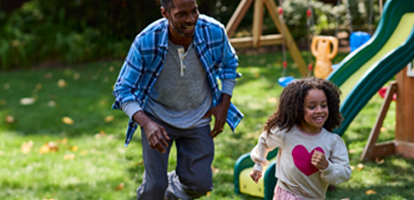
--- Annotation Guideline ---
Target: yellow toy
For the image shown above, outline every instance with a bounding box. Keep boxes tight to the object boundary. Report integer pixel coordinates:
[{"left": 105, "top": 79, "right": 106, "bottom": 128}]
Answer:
[{"left": 311, "top": 36, "right": 339, "bottom": 79}]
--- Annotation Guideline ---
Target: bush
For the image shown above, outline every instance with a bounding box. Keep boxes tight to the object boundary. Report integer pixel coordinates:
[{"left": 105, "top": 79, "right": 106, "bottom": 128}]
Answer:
[
  {"left": 0, "top": 0, "right": 380, "bottom": 70},
  {"left": 263, "top": 0, "right": 380, "bottom": 41}
]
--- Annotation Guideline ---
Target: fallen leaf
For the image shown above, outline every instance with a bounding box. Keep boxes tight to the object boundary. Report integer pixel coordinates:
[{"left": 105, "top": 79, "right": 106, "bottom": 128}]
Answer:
[
  {"left": 4, "top": 83, "right": 10, "bottom": 89},
  {"left": 20, "top": 97, "right": 35, "bottom": 105},
  {"left": 375, "top": 157, "right": 384, "bottom": 164},
  {"left": 206, "top": 192, "right": 210, "bottom": 196},
  {"left": 350, "top": 165, "right": 355, "bottom": 170},
  {"left": 62, "top": 117, "right": 74, "bottom": 125},
  {"left": 58, "top": 138, "right": 68, "bottom": 145},
  {"left": 64, "top": 154, "right": 75, "bottom": 160},
  {"left": 45, "top": 72, "right": 53, "bottom": 79},
  {"left": 73, "top": 73, "right": 80, "bottom": 80},
  {"left": 68, "top": 146, "right": 78, "bottom": 152},
  {"left": 0, "top": 99, "right": 5, "bottom": 105},
  {"left": 135, "top": 160, "right": 144, "bottom": 166},
  {"left": 95, "top": 131, "right": 107, "bottom": 139},
  {"left": 254, "top": 73, "right": 260, "bottom": 78},
  {"left": 57, "top": 79, "right": 67, "bottom": 88},
  {"left": 211, "top": 166, "right": 220, "bottom": 174},
  {"left": 380, "top": 127, "right": 386, "bottom": 132},
  {"left": 348, "top": 149, "right": 357, "bottom": 154},
  {"left": 366, "top": 189, "right": 376, "bottom": 195},
  {"left": 21, "top": 141, "right": 34, "bottom": 154},
  {"left": 6, "top": 115, "right": 15, "bottom": 123},
  {"left": 48, "top": 142, "right": 58, "bottom": 152},
  {"left": 39, "top": 144, "right": 50, "bottom": 154},
  {"left": 115, "top": 182, "right": 125, "bottom": 191},
  {"left": 36, "top": 83, "right": 42, "bottom": 90},
  {"left": 48, "top": 101, "right": 56, "bottom": 107},
  {"left": 105, "top": 115, "right": 114, "bottom": 122},
  {"left": 267, "top": 97, "right": 277, "bottom": 103},
  {"left": 357, "top": 163, "right": 364, "bottom": 171},
  {"left": 109, "top": 66, "right": 114, "bottom": 71}
]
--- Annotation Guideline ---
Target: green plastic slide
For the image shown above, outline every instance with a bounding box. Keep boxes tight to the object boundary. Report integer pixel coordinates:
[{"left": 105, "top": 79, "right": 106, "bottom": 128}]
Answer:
[
  {"left": 327, "top": 0, "right": 414, "bottom": 136},
  {"left": 234, "top": 0, "right": 414, "bottom": 199}
]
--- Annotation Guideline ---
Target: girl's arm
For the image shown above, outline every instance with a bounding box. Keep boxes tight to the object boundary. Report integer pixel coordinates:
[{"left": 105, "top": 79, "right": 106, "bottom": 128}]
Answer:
[
  {"left": 250, "top": 129, "right": 284, "bottom": 175},
  {"left": 320, "top": 136, "right": 352, "bottom": 185}
]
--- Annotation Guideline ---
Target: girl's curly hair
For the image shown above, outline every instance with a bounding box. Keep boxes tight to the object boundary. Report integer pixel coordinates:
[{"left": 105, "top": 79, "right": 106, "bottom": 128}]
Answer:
[{"left": 264, "top": 77, "right": 343, "bottom": 133}]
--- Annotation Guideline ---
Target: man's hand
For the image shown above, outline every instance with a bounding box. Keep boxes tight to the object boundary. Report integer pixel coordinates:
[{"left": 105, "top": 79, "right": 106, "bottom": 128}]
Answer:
[
  {"left": 311, "top": 150, "right": 329, "bottom": 170},
  {"left": 203, "top": 94, "right": 231, "bottom": 138},
  {"left": 249, "top": 170, "right": 262, "bottom": 184},
  {"left": 133, "top": 111, "right": 170, "bottom": 153}
]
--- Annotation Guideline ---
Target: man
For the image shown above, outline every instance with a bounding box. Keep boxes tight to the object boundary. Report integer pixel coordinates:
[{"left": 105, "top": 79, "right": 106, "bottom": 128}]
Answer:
[{"left": 112, "top": 0, "right": 243, "bottom": 199}]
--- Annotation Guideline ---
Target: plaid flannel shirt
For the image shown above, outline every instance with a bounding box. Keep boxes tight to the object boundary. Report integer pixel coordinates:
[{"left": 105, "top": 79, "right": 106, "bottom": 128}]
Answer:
[{"left": 112, "top": 14, "right": 243, "bottom": 147}]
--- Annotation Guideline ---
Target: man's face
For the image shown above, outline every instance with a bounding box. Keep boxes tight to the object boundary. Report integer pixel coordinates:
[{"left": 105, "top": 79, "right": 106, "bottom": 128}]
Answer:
[{"left": 162, "top": 0, "right": 199, "bottom": 40}]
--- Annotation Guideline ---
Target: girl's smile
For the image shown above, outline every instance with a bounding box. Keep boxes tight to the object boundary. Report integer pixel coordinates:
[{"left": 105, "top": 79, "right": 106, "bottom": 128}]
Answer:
[{"left": 299, "top": 88, "right": 329, "bottom": 134}]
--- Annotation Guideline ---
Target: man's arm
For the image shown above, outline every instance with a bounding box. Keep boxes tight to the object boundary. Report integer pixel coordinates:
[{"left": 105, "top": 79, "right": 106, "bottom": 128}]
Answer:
[
  {"left": 203, "top": 93, "right": 231, "bottom": 138},
  {"left": 133, "top": 111, "right": 170, "bottom": 153}
]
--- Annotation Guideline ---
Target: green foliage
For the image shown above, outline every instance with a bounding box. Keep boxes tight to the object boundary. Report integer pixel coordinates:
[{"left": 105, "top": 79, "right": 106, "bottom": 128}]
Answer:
[
  {"left": 270, "top": 0, "right": 381, "bottom": 41},
  {"left": 0, "top": 0, "right": 143, "bottom": 70},
  {"left": 0, "top": 0, "right": 381, "bottom": 70}
]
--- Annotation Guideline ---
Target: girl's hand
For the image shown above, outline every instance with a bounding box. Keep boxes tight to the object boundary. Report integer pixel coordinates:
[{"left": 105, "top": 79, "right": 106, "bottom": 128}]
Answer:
[
  {"left": 311, "top": 150, "right": 329, "bottom": 170},
  {"left": 249, "top": 170, "right": 263, "bottom": 183}
]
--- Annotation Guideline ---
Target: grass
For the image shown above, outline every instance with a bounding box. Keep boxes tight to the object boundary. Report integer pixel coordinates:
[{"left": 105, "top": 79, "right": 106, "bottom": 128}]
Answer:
[{"left": 0, "top": 51, "right": 413, "bottom": 200}]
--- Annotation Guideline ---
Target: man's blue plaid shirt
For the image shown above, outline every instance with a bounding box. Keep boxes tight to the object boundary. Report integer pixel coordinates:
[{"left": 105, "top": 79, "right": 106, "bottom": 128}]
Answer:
[{"left": 112, "top": 14, "right": 244, "bottom": 147}]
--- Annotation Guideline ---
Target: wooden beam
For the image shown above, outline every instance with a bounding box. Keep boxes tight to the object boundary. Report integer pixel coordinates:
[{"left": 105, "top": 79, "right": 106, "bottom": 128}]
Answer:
[
  {"left": 396, "top": 68, "right": 414, "bottom": 143},
  {"left": 264, "top": 0, "right": 307, "bottom": 77},
  {"left": 395, "top": 141, "right": 414, "bottom": 159},
  {"left": 230, "top": 34, "right": 283, "bottom": 49},
  {"left": 226, "top": 0, "right": 254, "bottom": 38},
  {"left": 252, "top": 0, "right": 264, "bottom": 48},
  {"left": 360, "top": 81, "right": 397, "bottom": 161},
  {"left": 369, "top": 141, "right": 396, "bottom": 159}
]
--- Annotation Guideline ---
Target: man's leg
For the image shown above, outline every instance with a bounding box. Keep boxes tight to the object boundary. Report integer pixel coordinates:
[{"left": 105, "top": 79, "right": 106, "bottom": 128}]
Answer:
[
  {"left": 137, "top": 117, "right": 174, "bottom": 200},
  {"left": 165, "top": 125, "right": 214, "bottom": 199}
]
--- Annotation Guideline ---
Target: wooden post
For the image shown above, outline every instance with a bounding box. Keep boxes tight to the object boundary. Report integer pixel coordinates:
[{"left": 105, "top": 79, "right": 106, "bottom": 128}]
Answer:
[
  {"left": 226, "top": 0, "right": 254, "bottom": 38},
  {"left": 395, "top": 67, "right": 414, "bottom": 158},
  {"left": 225, "top": 0, "right": 308, "bottom": 78},
  {"left": 263, "top": 0, "right": 307, "bottom": 77},
  {"left": 360, "top": 82, "right": 397, "bottom": 161},
  {"left": 252, "top": 0, "right": 264, "bottom": 48}
]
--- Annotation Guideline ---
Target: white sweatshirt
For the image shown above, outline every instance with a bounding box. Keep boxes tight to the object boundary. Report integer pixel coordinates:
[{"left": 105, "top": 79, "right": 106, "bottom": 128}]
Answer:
[{"left": 251, "top": 125, "right": 351, "bottom": 200}]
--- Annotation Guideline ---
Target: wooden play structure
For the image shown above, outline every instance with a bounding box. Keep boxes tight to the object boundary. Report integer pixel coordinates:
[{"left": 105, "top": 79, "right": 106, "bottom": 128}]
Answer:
[
  {"left": 225, "top": 0, "right": 308, "bottom": 77},
  {"left": 361, "top": 64, "right": 414, "bottom": 161}
]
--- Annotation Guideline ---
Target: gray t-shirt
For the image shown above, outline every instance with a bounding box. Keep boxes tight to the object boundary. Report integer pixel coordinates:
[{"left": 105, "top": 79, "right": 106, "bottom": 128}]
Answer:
[
  {"left": 144, "top": 41, "right": 212, "bottom": 129},
  {"left": 121, "top": 40, "right": 236, "bottom": 129}
]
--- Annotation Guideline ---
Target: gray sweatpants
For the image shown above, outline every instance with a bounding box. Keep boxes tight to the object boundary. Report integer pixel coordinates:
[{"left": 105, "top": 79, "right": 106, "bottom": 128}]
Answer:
[{"left": 136, "top": 114, "right": 214, "bottom": 200}]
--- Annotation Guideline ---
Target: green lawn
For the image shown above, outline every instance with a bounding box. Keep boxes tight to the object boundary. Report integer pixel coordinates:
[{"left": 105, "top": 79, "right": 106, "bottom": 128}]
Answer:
[{"left": 0, "top": 51, "right": 413, "bottom": 200}]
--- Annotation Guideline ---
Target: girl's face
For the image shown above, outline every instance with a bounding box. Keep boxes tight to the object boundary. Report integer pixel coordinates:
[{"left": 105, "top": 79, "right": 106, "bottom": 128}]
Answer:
[{"left": 299, "top": 88, "right": 329, "bottom": 134}]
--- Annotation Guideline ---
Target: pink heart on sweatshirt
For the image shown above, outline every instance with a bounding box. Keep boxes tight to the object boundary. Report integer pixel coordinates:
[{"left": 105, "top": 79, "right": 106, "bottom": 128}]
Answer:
[{"left": 292, "top": 145, "right": 325, "bottom": 176}]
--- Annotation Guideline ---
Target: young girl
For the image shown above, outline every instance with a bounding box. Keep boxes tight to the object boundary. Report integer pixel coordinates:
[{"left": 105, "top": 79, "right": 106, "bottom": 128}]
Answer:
[{"left": 250, "top": 77, "right": 351, "bottom": 200}]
